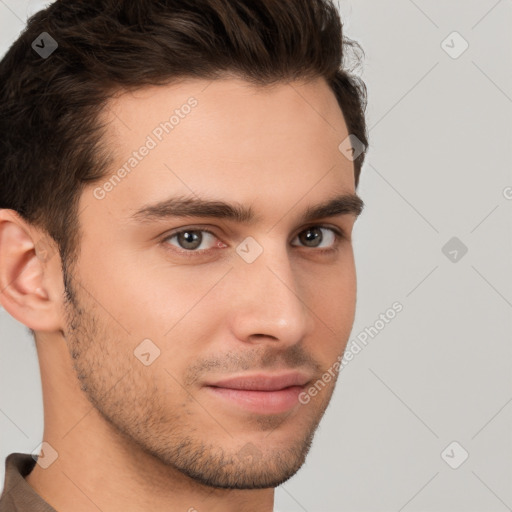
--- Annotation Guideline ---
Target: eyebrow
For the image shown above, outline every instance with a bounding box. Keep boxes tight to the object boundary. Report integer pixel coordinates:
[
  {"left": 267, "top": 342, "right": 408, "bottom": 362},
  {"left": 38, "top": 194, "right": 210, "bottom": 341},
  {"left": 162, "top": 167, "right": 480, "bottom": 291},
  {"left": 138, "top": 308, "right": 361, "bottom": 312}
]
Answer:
[{"left": 130, "top": 193, "right": 364, "bottom": 225}]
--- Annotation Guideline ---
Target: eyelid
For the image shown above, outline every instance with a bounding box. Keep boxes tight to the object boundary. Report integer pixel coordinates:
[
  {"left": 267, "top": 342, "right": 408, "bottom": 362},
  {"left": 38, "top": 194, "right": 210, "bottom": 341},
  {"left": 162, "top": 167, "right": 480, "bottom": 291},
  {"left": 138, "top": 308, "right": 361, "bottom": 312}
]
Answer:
[{"left": 297, "top": 222, "right": 347, "bottom": 239}]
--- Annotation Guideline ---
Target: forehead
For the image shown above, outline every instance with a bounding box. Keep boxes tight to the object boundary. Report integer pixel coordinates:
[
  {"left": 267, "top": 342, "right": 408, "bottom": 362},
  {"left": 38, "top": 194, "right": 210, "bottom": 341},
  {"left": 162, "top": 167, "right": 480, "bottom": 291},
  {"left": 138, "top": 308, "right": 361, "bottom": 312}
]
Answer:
[{"left": 87, "top": 77, "right": 355, "bottom": 222}]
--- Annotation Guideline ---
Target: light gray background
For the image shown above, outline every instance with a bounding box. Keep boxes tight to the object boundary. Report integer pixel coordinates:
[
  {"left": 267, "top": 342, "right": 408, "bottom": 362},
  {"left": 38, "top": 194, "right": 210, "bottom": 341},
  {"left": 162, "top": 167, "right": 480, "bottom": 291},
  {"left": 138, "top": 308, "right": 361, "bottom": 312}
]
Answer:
[{"left": 1, "top": 1, "right": 511, "bottom": 511}]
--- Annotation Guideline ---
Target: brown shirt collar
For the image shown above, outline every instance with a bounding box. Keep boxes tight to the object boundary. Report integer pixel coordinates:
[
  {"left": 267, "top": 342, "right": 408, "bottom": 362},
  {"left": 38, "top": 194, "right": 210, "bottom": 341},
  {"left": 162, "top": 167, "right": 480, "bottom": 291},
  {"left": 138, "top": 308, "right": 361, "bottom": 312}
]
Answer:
[{"left": 0, "top": 453, "right": 57, "bottom": 512}]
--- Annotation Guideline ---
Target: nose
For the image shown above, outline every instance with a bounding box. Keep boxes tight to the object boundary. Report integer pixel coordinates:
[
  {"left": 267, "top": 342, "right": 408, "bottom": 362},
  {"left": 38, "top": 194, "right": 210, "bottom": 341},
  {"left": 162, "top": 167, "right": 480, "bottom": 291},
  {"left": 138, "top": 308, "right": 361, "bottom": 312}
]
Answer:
[{"left": 227, "top": 239, "right": 315, "bottom": 347}]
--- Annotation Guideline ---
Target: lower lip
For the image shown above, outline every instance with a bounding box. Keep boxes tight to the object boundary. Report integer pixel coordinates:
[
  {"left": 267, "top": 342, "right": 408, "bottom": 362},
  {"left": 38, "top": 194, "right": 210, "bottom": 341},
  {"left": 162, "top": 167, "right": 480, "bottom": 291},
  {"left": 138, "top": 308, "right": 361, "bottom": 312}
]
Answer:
[{"left": 205, "top": 385, "right": 304, "bottom": 414}]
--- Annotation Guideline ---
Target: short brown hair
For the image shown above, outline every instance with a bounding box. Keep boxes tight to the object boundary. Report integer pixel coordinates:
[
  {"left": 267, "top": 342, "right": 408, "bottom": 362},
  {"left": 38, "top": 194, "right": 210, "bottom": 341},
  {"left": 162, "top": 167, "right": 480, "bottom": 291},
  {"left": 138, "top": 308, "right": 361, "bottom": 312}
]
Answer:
[{"left": 0, "top": 0, "right": 368, "bottom": 268}]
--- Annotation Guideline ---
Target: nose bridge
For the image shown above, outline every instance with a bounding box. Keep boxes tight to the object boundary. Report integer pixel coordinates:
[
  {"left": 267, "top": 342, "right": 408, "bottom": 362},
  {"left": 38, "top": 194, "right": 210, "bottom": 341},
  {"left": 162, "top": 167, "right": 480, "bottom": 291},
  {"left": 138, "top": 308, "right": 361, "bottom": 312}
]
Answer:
[{"left": 229, "top": 238, "right": 314, "bottom": 344}]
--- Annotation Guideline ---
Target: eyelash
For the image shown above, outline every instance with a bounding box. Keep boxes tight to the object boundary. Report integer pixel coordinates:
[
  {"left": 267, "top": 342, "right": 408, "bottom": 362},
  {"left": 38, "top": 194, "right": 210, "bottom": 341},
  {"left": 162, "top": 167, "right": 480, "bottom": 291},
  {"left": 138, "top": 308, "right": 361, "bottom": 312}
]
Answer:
[{"left": 161, "top": 225, "right": 346, "bottom": 258}]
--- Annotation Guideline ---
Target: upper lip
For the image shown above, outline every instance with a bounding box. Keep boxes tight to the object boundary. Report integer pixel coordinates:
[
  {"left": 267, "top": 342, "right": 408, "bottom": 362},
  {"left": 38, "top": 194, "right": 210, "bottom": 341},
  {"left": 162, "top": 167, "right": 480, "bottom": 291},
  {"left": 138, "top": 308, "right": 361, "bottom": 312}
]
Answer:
[{"left": 205, "top": 371, "right": 313, "bottom": 391}]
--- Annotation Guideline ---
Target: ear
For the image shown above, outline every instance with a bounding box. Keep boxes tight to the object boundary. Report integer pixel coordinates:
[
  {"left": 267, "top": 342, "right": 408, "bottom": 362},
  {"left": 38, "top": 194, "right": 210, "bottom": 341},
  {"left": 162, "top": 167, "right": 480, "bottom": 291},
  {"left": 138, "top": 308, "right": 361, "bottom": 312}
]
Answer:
[{"left": 0, "top": 209, "right": 64, "bottom": 332}]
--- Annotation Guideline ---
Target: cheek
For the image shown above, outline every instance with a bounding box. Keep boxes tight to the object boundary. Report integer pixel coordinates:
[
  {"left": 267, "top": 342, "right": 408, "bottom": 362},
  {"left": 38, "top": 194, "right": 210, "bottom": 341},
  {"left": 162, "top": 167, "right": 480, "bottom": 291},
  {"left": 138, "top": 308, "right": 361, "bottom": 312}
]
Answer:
[
  {"left": 307, "top": 256, "right": 356, "bottom": 321},
  {"left": 80, "top": 243, "right": 223, "bottom": 338},
  {"left": 303, "top": 257, "right": 357, "bottom": 357}
]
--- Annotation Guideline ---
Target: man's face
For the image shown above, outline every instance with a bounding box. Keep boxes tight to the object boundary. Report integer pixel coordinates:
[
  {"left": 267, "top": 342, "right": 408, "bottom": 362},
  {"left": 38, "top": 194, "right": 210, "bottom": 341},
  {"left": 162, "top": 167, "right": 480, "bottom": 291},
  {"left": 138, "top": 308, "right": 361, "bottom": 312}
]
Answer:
[{"left": 62, "top": 77, "right": 360, "bottom": 489}]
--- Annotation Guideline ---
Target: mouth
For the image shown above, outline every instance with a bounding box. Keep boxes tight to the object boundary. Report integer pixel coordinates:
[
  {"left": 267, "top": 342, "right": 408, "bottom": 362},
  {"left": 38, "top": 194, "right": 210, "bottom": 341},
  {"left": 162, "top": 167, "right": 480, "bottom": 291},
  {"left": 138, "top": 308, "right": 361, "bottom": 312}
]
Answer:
[{"left": 203, "top": 371, "right": 312, "bottom": 415}]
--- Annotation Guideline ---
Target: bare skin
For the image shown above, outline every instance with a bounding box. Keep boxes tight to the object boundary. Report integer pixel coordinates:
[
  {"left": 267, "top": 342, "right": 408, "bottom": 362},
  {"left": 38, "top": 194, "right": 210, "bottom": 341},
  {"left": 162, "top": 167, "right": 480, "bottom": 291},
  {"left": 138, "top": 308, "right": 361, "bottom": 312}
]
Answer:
[{"left": 0, "top": 76, "right": 360, "bottom": 512}]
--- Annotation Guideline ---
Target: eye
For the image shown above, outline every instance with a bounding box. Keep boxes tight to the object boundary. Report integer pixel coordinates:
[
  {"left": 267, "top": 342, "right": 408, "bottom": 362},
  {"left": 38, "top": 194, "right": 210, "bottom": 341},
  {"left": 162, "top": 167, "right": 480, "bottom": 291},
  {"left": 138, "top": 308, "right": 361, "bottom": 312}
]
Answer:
[
  {"left": 163, "top": 228, "right": 222, "bottom": 253},
  {"left": 291, "top": 226, "right": 342, "bottom": 250}
]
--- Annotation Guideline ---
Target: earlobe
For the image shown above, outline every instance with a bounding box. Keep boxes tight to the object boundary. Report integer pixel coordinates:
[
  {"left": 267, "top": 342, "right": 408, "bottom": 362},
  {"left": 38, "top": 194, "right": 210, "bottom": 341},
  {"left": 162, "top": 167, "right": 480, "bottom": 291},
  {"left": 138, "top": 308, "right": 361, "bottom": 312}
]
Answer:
[{"left": 0, "top": 209, "right": 64, "bottom": 332}]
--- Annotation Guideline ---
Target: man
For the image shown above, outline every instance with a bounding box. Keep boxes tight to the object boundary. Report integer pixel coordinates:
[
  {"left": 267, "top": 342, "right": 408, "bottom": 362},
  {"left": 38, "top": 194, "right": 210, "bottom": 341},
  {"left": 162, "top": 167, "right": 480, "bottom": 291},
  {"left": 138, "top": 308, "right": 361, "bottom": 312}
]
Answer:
[{"left": 0, "top": 0, "right": 368, "bottom": 510}]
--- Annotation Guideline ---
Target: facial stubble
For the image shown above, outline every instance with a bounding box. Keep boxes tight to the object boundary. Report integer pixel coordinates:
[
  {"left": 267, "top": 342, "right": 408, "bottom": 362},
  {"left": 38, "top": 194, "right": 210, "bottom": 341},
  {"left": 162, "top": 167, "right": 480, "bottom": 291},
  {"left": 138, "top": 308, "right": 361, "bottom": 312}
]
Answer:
[{"left": 60, "top": 259, "right": 337, "bottom": 489}]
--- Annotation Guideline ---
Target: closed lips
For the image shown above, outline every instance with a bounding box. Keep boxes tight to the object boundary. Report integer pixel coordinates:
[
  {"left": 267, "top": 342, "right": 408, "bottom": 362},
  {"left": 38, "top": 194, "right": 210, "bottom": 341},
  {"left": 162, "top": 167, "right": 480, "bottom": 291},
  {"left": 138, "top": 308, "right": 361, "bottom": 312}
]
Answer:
[{"left": 204, "top": 372, "right": 312, "bottom": 391}]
